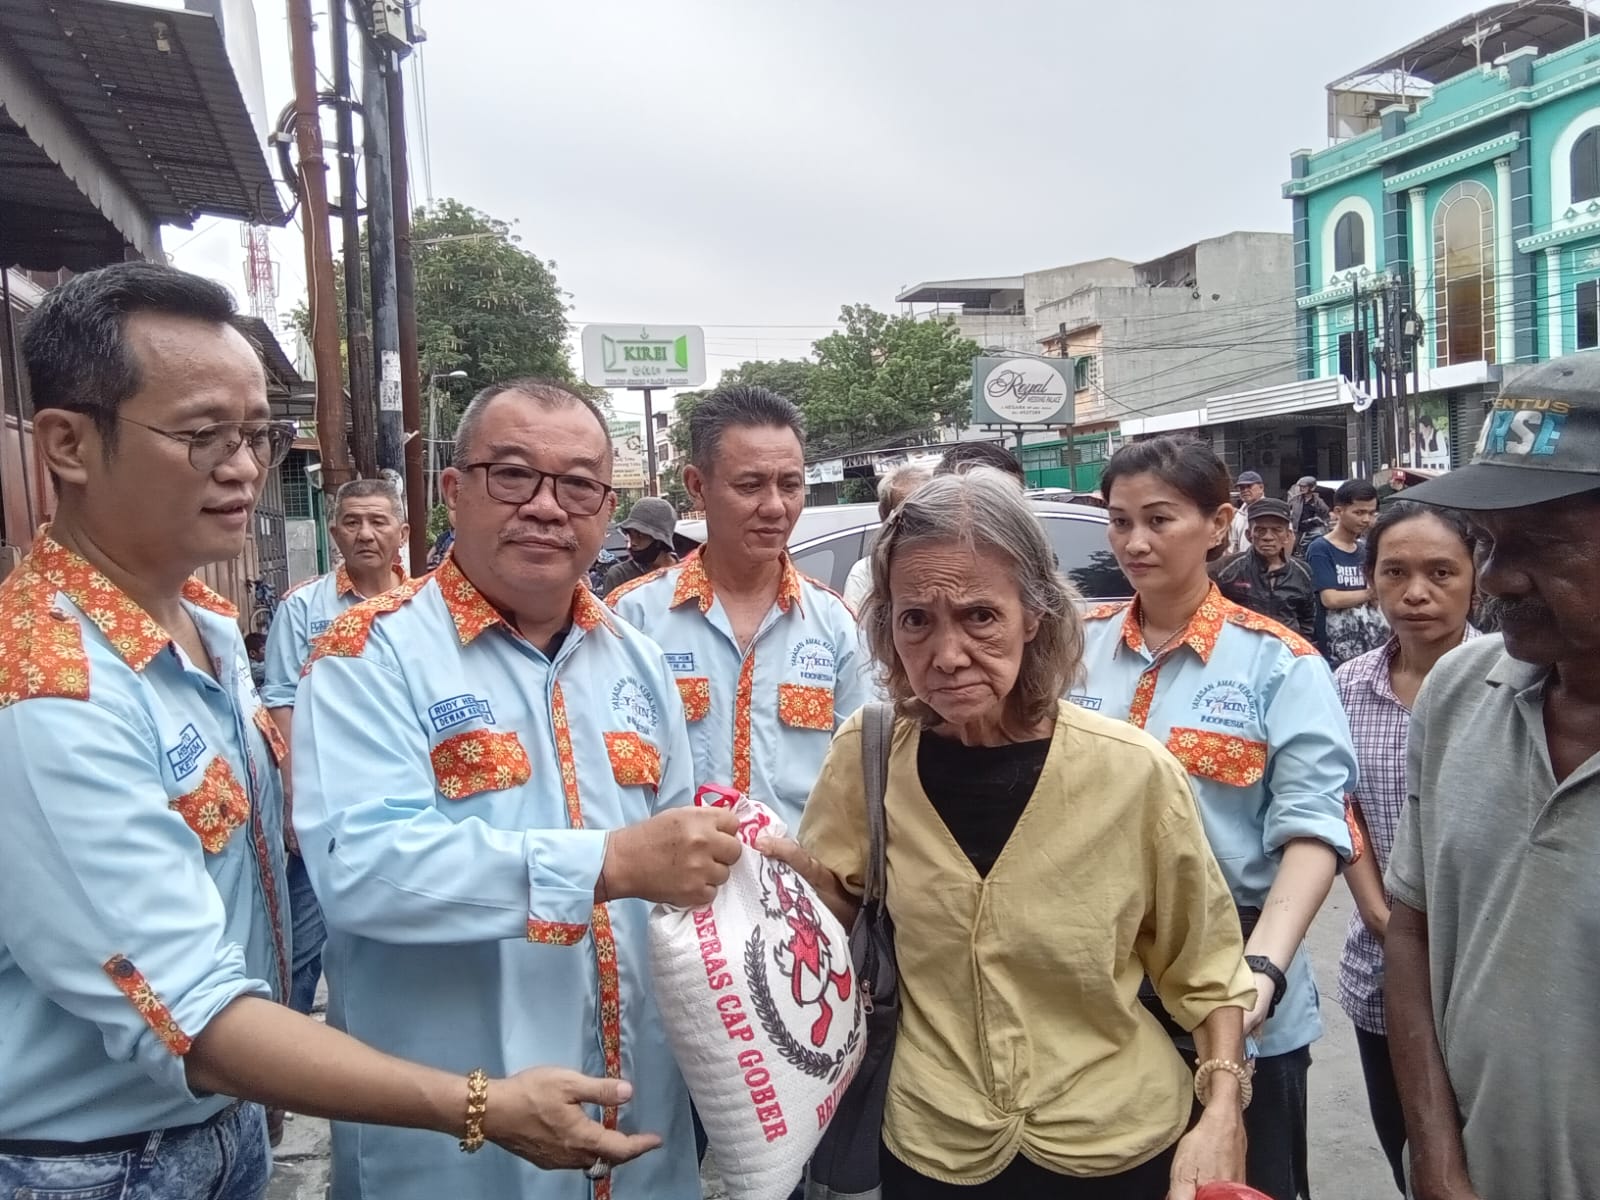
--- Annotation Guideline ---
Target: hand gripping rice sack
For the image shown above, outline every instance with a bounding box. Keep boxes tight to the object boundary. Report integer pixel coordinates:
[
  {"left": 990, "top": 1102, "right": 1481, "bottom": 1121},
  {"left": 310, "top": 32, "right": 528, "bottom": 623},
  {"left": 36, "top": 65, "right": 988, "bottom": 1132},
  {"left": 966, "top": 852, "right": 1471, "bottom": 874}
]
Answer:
[{"left": 649, "top": 785, "right": 866, "bottom": 1200}]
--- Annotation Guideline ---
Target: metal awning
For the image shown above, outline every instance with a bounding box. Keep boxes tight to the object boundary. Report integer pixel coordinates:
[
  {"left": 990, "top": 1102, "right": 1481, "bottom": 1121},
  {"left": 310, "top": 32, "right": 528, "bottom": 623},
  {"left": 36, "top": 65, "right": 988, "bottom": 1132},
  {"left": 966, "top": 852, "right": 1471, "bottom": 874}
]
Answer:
[
  {"left": 1331, "top": 1, "right": 1592, "bottom": 90},
  {"left": 0, "top": 0, "right": 286, "bottom": 271},
  {"left": 895, "top": 276, "right": 1023, "bottom": 306}
]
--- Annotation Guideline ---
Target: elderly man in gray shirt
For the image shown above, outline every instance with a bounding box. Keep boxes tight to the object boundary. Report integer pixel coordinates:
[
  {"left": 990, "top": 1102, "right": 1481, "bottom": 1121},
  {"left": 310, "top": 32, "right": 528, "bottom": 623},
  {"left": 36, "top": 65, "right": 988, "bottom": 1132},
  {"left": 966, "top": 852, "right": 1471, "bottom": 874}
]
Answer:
[{"left": 1385, "top": 353, "right": 1600, "bottom": 1200}]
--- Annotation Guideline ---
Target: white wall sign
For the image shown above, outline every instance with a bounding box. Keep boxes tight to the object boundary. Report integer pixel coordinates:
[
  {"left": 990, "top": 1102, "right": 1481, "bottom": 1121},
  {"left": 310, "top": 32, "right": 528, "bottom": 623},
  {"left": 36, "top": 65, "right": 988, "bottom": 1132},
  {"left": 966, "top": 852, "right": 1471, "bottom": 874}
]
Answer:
[{"left": 971, "top": 356, "right": 1075, "bottom": 426}]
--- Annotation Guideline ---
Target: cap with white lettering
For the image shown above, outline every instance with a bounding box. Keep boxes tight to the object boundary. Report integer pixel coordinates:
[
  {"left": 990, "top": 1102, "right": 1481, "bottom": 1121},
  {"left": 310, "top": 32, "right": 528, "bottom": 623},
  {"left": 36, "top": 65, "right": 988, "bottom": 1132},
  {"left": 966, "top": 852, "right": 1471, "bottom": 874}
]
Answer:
[{"left": 1404, "top": 350, "right": 1600, "bottom": 510}]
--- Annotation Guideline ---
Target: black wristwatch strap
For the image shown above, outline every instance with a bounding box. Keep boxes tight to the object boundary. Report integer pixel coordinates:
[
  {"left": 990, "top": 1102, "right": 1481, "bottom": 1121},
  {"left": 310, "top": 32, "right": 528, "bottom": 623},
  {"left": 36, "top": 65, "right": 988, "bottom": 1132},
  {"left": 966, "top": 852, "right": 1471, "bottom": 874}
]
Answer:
[{"left": 1245, "top": 955, "right": 1288, "bottom": 1021}]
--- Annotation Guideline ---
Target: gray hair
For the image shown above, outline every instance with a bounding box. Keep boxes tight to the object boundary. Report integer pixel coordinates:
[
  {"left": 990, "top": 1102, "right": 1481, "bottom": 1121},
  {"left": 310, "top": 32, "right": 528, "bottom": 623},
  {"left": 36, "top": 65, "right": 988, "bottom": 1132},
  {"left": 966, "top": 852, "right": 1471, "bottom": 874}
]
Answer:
[
  {"left": 333, "top": 478, "right": 403, "bottom": 521},
  {"left": 876, "top": 463, "right": 932, "bottom": 520},
  {"left": 453, "top": 377, "right": 612, "bottom": 468},
  {"left": 861, "top": 467, "right": 1084, "bottom": 728},
  {"left": 688, "top": 384, "right": 806, "bottom": 473}
]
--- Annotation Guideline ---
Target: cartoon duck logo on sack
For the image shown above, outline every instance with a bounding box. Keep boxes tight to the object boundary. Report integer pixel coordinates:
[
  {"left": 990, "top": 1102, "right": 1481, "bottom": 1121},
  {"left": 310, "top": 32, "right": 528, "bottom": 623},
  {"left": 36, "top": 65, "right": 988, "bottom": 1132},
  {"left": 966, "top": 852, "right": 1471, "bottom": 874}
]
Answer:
[{"left": 763, "top": 861, "right": 853, "bottom": 1046}]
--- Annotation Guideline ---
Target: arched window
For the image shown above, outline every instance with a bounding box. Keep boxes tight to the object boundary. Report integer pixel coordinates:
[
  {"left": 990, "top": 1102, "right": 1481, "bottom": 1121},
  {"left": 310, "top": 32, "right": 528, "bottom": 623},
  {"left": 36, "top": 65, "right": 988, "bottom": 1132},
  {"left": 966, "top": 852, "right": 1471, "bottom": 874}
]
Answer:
[
  {"left": 1572, "top": 127, "right": 1600, "bottom": 203},
  {"left": 1432, "top": 181, "right": 1496, "bottom": 366},
  {"left": 1333, "top": 211, "right": 1365, "bottom": 271}
]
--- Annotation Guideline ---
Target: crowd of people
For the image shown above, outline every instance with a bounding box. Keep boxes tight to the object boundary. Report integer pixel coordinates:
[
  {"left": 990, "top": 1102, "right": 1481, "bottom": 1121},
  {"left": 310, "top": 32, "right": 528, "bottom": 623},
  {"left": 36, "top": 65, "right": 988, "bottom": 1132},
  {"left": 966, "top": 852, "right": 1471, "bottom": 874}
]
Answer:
[{"left": 0, "top": 261, "right": 1596, "bottom": 1200}]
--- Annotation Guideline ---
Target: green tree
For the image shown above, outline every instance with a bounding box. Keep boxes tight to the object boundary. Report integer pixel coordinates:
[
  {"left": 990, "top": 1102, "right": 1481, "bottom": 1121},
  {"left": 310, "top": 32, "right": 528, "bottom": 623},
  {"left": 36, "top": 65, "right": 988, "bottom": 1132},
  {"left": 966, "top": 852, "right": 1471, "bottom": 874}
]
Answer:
[
  {"left": 717, "top": 359, "right": 817, "bottom": 410},
  {"left": 806, "top": 304, "right": 978, "bottom": 452}
]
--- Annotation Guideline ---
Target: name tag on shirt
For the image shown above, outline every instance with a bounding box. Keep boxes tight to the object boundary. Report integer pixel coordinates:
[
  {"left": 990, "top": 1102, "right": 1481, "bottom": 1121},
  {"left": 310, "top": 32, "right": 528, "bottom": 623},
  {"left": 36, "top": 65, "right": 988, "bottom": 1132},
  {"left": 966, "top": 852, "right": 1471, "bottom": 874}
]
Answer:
[
  {"left": 428, "top": 694, "right": 496, "bottom": 732},
  {"left": 666, "top": 652, "right": 696, "bottom": 673},
  {"left": 167, "top": 724, "right": 208, "bottom": 778}
]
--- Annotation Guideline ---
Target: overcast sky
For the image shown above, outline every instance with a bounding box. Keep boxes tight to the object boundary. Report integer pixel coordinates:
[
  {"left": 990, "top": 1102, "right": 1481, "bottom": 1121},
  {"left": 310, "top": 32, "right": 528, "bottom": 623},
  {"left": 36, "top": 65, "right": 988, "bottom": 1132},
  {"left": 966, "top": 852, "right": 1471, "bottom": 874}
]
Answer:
[{"left": 175, "top": 0, "right": 1508, "bottom": 418}]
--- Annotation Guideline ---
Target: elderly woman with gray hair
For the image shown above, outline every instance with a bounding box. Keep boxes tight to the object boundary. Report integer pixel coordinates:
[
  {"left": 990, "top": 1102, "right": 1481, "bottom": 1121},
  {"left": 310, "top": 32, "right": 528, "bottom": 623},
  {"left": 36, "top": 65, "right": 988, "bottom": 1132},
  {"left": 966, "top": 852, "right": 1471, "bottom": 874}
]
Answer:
[{"left": 763, "top": 469, "right": 1256, "bottom": 1200}]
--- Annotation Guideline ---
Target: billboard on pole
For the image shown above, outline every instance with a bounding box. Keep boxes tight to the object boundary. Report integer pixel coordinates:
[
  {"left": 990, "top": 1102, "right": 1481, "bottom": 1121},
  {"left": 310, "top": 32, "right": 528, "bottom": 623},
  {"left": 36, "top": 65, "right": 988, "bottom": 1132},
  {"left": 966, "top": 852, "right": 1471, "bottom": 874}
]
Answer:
[
  {"left": 970, "top": 357, "right": 1075, "bottom": 427},
  {"left": 582, "top": 325, "right": 707, "bottom": 389},
  {"left": 608, "top": 419, "right": 647, "bottom": 490}
]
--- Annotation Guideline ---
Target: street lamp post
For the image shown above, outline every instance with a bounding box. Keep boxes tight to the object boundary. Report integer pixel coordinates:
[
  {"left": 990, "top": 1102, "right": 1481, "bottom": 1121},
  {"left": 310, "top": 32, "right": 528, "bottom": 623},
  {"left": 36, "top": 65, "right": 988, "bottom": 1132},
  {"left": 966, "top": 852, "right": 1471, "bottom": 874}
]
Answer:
[{"left": 426, "top": 370, "right": 469, "bottom": 513}]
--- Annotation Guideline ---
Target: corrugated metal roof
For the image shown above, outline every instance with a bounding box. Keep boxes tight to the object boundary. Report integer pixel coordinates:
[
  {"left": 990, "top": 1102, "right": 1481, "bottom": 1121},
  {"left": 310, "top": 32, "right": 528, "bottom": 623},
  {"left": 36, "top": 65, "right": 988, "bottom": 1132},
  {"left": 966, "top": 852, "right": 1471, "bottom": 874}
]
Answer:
[{"left": 0, "top": 0, "right": 285, "bottom": 244}]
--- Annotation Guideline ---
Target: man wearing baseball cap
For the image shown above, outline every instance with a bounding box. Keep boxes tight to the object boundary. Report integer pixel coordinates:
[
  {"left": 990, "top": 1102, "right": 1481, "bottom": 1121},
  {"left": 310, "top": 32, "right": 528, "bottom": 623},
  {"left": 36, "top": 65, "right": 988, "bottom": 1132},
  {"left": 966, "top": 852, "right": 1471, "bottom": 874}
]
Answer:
[
  {"left": 600, "top": 496, "right": 679, "bottom": 598},
  {"left": 1215, "top": 498, "right": 1317, "bottom": 638},
  {"left": 1384, "top": 352, "right": 1600, "bottom": 1199},
  {"left": 1228, "top": 470, "right": 1266, "bottom": 555},
  {"left": 1289, "top": 476, "right": 1330, "bottom": 551}
]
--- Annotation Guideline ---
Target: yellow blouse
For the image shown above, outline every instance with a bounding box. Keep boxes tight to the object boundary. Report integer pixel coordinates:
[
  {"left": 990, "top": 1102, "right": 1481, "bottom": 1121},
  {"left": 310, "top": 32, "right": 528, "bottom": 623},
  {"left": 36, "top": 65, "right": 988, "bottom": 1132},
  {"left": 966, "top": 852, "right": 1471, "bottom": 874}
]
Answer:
[{"left": 798, "top": 700, "right": 1254, "bottom": 1183}]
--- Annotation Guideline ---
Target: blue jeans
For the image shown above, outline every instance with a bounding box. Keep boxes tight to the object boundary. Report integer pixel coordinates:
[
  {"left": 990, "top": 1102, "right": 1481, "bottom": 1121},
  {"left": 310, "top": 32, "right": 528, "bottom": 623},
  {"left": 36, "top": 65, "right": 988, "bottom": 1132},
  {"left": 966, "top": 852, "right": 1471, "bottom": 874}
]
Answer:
[
  {"left": 0, "top": 1102, "right": 270, "bottom": 1200},
  {"left": 287, "top": 851, "right": 326, "bottom": 1015}
]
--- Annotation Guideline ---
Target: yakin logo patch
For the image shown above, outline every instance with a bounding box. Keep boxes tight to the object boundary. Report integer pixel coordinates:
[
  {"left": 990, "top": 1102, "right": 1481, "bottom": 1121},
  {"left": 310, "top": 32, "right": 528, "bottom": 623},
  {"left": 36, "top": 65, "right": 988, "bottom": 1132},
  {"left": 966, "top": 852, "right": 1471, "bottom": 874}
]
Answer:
[
  {"left": 1191, "top": 680, "right": 1256, "bottom": 730},
  {"left": 789, "top": 638, "right": 836, "bottom": 684},
  {"left": 610, "top": 677, "right": 660, "bottom": 733}
]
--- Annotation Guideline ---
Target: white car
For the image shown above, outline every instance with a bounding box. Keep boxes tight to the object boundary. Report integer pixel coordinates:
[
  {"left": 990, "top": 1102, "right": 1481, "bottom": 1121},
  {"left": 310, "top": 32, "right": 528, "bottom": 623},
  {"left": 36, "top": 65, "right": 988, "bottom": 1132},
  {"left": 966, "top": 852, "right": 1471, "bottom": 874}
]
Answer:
[{"left": 675, "top": 499, "right": 1130, "bottom": 601}]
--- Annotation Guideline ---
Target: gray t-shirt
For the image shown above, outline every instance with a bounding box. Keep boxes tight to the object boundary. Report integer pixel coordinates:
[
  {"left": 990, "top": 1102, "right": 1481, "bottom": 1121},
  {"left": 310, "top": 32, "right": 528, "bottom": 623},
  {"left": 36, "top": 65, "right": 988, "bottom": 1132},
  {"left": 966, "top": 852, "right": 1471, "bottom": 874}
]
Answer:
[{"left": 1388, "top": 635, "right": 1600, "bottom": 1199}]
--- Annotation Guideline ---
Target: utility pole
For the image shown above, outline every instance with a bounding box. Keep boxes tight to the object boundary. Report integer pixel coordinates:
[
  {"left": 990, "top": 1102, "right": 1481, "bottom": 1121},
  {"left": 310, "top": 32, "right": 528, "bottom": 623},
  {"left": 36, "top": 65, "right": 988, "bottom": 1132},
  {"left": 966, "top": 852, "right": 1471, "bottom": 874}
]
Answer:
[
  {"left": 360, "top": 21, "right": 404, "bottom": 479},
  {"left": 641, "top": 389, "right": 659, "bottom": 496},
  {"left": 388, "top": 53, "right": 428, "bottom": 572},
  {"left": 330, "top": 0, "right": 377, "bottom": 480},
  {"left": 287, "top": 0, "right": 354, "bottom": 492}
]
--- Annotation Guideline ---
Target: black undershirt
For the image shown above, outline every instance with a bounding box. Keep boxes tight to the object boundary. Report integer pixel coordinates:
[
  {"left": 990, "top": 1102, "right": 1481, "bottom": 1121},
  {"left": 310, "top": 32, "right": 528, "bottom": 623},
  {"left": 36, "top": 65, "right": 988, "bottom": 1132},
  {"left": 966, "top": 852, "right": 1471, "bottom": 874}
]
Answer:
[{"left": 916, "top": 731, "right": 1051, "bottom": 878}]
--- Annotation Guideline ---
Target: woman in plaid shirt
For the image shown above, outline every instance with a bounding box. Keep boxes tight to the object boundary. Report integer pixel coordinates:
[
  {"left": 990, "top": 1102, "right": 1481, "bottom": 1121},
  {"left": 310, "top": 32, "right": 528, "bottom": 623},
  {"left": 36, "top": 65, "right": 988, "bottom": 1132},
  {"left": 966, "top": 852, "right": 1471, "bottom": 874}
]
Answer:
[{"left": 1334, "top": 502, "right": 1480, "bottom": 1194}]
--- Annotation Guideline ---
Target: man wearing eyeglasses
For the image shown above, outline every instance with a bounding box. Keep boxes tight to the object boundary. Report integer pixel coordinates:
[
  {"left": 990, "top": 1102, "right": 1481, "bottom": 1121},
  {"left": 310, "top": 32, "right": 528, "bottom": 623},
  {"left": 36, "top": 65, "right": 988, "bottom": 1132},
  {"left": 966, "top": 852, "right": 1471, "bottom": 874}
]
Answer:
[
  {"left": 0, "top": 267, "right": 661, "bottom": 1199},
  {"left": 290, "top": 377, "right": 739, "bottom": 1199}
]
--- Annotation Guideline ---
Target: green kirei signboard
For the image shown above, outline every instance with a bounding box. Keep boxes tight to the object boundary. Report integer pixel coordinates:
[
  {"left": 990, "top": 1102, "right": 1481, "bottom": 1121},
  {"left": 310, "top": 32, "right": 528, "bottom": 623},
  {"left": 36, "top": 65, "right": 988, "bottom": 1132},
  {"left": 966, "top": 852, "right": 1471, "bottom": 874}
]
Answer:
[{"left": 581, "top": 324, "right": 707, "bottom": 389}]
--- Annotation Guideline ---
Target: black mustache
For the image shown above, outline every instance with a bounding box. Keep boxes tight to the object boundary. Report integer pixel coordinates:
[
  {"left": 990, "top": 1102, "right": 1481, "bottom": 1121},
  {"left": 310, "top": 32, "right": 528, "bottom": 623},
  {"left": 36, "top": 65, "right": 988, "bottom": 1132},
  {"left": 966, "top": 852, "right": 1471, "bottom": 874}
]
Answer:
[{"left": 1479, "top": 595, "right": 1551, "bottom": 627}]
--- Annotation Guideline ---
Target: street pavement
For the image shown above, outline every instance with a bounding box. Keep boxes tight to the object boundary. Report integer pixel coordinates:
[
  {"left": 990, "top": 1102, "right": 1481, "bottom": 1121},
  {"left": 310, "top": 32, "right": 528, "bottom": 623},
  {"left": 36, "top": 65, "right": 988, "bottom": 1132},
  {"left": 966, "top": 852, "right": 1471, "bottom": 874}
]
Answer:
[{"left": 265, "top": 889, "right": 1400, "bottom": 1200}]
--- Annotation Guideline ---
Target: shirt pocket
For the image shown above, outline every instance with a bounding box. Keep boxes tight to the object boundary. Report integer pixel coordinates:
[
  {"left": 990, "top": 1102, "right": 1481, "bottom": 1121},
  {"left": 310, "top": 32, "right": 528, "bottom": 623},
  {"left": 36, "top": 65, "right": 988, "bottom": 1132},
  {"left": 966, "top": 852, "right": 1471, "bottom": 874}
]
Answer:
[
  {"left": 777, "top": 682, "right": 835, "bottom": 732},
  {"left": 170, "top": 756, "right": 252, "bottom": 853},
  {"left": 252, "top": 707, "right": 288, "bottom": 768},
  {"left": 1165, "top": 726, "right": 1268, "bottom": 789},
  {"left": 604, "top": 730, "right": 662, "bottom": 789},
  {"left": 676, "top": 677, "right": 711, "bottom": 722},
  {"left": 430, "top": 728, "right": 532, "bottom": 801}
]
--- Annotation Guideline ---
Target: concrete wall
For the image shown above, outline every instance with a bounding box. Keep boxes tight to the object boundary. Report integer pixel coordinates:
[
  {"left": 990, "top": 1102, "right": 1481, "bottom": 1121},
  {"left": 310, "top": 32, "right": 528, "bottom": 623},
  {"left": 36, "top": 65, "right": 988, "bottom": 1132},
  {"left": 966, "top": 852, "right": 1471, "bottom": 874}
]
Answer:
[{"left": 1022, "top": 257, "right": 1136, "bottom": 315}]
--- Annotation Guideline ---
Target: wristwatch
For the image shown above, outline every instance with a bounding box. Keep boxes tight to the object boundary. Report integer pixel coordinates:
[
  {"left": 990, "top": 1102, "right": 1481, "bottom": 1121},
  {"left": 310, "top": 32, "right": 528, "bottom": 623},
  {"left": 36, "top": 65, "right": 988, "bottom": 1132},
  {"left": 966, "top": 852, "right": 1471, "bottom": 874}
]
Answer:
[{"left": 1245, "top": 954, "right": 1287, "bottom": 1021}]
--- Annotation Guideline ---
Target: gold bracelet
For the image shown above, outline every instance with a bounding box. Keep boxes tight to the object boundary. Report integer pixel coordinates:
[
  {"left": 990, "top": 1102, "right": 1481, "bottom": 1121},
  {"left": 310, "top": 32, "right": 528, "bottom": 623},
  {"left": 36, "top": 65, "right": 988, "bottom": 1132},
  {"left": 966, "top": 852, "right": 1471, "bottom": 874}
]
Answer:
[
  {"left": 1193, "top": 1057, "right": 1254, "bottom": 1110},
  {"left": 460, "top": 1068, "right": 489, "bottom": 1153}
]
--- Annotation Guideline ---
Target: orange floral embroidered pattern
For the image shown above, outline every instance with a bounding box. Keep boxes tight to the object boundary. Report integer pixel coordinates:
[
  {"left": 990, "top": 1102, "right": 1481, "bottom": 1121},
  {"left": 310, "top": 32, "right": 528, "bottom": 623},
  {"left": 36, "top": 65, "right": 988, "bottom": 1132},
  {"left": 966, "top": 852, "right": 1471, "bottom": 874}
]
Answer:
[
  {"left": 604, "top": 731, "right": 661, "bottom": 788},
  {"left": 304, "top": 574, "right": 430, "bottom": 670},
  {"left": 777, "top": 683, "right": 834, "bottom": 731},
  {"left": 676, "top": 676, "right": 711, "bottom": 722},
  {"left": 252, "top": 707, "right": 288, "bottom": 768},
  {"left": 1085, "top": 600, "right": 1130, "bottom": 622},
  {"left": 104, "top": 955, "right": 192, "bottom": 1055},
  {"left": 1226, "top": 606, "right": 1321, "bottom": 658},
  {"left": 1165, "top": 727, "right": 1268, "bottom": 788},
  {"left": 1128, "top": 669, "right": 1160, "bottom": 729},
  {"left": 0, "top": 569, "right": 91, "bottom": 708},
  {"left": 528, "top": 920, "right": 590, "bottom": 946},
  {"left": 250, "top": 809, "right": 291, "bottom": 1000},
  {"left": 430, "top": 729, "right": 532, "bottom": 800},
  {"left": 669, "top": 551, "right": 716, "bottom": 614},
  {"left": 1344, "top": 797, "right": 1365, "bottom": 865},
  {"left": 732, "top": 655, "right": 755, "bottom": 793},
  {"left": 170, "top": 756, "right": 251, "bottom": 853},
  {"left": 548, "top": 683, "right": 623, "bottom": 1167}
]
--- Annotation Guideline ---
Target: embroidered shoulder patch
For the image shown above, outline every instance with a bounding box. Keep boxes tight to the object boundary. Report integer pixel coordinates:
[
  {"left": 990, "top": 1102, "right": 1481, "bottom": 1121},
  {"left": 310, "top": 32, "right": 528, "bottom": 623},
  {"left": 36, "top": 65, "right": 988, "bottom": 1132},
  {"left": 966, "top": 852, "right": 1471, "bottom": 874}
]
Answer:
[
  {"left": 0, "top": 567, "right": 94, "bottom": 708},
  {"left": 1225, "top": 608, "right": 1321, "bottom": 658},
  {"left": 1084, "top": 600, "right": 1130, "bottom": 622},
  {"left": 303, "top": 574, "right": 431, "bottom": 672}
]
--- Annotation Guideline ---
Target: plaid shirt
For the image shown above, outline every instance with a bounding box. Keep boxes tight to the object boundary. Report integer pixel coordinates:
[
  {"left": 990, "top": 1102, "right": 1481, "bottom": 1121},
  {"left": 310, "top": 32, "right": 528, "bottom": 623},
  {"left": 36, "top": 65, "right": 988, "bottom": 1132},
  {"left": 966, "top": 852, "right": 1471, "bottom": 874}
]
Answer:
[{"left": 1334, "top": 627, "right": 1480, "bottom": 1033}]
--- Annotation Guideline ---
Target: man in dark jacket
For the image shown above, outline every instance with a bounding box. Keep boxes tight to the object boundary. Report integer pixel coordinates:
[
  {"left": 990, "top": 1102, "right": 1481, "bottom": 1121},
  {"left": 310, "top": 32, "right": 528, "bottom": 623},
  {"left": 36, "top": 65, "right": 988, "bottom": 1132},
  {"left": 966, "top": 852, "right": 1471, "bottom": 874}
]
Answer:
[
  {"left": 600, "top": 496, "right": 679, "bottom": 596},
  {"left": 1215, "top": 498, "right": 1317, "bottom": 638},
  {"left": 1289, "top": 475, "right": 1330, "bottom": 554}
]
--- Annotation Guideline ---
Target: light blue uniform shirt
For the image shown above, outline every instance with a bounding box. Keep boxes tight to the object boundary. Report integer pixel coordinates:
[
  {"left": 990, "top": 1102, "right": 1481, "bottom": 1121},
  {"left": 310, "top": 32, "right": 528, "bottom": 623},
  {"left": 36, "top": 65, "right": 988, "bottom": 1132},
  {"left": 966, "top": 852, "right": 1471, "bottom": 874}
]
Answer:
[
  {"left": 1073, "top": 586, "right": 1356, "bottom": 1058},
  {"left": 261, "top": 562, "right": 405, "bottom": 709},
  {"left": 0, "top": 536, "right": 288, "bottom": 1139},
  {"left": 292, "top": 556, "right": 699, "bottom": 1200},
  {"left": 609, "top": 551, "right": 873, "bottom": 831}
]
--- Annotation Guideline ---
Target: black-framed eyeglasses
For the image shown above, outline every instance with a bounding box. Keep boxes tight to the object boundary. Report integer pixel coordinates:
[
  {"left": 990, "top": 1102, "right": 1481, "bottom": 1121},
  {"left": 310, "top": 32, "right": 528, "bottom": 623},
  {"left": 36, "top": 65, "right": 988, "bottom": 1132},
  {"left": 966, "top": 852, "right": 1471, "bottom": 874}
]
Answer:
[
  {"left": 464, "top": 462, "right": 615, "bottom": 516},
  {"left": 119, "top": 417, "right": 296, "bottom": 472}
]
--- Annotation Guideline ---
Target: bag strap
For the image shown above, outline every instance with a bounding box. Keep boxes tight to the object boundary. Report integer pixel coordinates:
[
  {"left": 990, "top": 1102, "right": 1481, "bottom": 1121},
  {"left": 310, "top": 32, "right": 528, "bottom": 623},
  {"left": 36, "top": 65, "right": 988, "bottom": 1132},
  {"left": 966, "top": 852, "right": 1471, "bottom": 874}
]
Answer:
[{"left": 860, "top": 702, "right": 894, "bottom": 904}]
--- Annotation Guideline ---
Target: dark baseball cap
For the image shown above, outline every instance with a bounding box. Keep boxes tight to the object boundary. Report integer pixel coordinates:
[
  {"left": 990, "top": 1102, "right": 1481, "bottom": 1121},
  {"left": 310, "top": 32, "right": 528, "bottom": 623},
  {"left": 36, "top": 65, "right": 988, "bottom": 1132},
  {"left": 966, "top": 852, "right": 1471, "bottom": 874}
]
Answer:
[
  {"left": 1236, "top": 470, "right": 1264, "bottom": 486},
  {"left": 1405, "top": 352, "right": 1600, "bottom": 510},
  {"left": 1246, "top": 498, "right": 1293, "bottom": 524}
]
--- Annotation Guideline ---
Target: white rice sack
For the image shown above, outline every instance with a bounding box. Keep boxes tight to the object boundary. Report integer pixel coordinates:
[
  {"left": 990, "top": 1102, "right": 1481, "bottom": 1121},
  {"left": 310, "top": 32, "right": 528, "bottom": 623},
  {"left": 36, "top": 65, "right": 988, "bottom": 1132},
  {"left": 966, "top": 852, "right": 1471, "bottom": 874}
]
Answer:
[{"left": 649, "top": 788, "right": 865, "bottom": 1200}]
